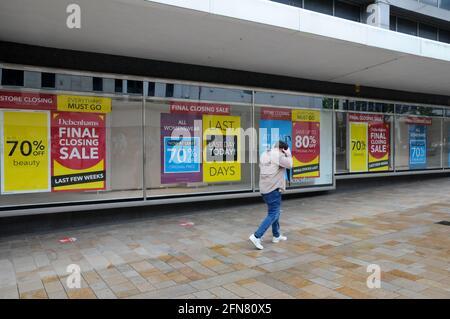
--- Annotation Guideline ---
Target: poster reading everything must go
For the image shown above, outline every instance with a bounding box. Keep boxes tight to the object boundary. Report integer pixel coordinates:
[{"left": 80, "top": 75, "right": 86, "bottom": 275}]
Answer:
[
  {"left": 203, "top": 114, "right": 241, "bottom": 183},
  {"left": 291, "top": 109, "right": 320, "bottom": 179},
  {"left": 160, "top": 113, "right": 202, "bottom": 184}
]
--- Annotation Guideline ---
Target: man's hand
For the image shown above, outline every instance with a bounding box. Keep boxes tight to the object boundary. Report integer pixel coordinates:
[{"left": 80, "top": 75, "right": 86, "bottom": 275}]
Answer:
[{"left": 282, "top": 148, "right": 291, "bottom": 157}]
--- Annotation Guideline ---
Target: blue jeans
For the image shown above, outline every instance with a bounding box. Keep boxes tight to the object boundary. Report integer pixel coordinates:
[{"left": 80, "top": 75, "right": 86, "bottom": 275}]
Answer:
[{"left": 254, "top": 188, "right": 281, "bottom": 238}]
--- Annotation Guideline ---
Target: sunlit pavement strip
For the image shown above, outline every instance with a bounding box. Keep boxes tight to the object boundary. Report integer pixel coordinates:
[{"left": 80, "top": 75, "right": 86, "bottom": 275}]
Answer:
[{"left": 0, "top": 177, "right": 449, "bottom": 299}]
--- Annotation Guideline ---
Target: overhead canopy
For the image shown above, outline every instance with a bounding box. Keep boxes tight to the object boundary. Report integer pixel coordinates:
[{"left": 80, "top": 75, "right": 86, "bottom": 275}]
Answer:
[{"left": 0, "top": 0, "right": 449, "bottom": 96}]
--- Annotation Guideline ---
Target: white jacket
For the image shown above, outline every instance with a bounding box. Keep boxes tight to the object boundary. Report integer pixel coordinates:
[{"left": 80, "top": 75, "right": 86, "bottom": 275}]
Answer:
[{"left": 259, "top": 148, "right": 293, "bottom": 194}]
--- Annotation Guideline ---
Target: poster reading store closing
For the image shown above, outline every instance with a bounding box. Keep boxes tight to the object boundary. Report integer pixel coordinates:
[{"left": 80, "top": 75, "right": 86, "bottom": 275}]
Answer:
[
  {"left": 291, "top": 110, "right": 320, "bottom": 179},
  {"left": 1, "top": 111, "right": 51, "bottom": 194},
  {"left": 51, "top": 112, "right": 106, "bottom": 191},
  {"left": 160, "top": 113, "right": 202, "bottom": 184},
  {"left": 203, "top": 115, "right": 241, "bottom": 183}
]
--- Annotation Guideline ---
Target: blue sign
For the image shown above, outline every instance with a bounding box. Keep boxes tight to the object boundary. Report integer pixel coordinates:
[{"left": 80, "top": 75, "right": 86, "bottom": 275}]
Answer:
[
  {"left": 409, "top": 125, "right": 427, "bottom": 169},
  {"left": 448, "top": 129, "right": 450, "bottom": 167},
  {"left": 260, "top": 119, "right": 292, "bottom": 180},
  {"left": 259, "top": 119, "right": 292, "bottom": 156},
  {"left": 163, "top": 137, "right": 200, "bottom": 174}
]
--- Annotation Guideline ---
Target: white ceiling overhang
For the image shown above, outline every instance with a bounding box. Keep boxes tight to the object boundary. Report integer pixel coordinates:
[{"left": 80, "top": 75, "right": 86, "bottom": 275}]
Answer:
[{"left": 0, "top": 0, "right": 449, "bottom": 96}]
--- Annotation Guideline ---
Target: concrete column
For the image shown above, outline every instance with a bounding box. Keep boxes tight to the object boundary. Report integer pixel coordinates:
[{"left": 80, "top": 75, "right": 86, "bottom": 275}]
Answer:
[{"left": 363, "top": 1, "right": 390, "bottom": 30}]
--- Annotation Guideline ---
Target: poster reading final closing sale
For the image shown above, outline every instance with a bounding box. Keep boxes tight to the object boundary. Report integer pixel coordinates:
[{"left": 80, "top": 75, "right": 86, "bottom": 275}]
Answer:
[
  {"left": 291, "top": 110, "right": 320, "bottom": 178},
  {"left": 51, "top": 112, "right": 106, "bottom": 191},
  {"left": 348, "top": 113, "right": 390, "bottom": 172},
  {"left": 203, "top": 115, "right": 241, "bottom": 183}
]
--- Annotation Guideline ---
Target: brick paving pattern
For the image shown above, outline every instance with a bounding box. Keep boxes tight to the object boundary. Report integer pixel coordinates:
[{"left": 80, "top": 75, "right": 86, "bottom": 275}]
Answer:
[{"left": 0, "top": 177, "right": 449, "bottom": 299}]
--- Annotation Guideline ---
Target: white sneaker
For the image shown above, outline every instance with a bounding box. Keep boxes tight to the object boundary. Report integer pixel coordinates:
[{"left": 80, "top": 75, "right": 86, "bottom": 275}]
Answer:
[
  {"left": 272, "top": 235, "right": 287, "bottom": 243},
  {"left": 249, "top": 234, "right": 264, "bottom": 250}
]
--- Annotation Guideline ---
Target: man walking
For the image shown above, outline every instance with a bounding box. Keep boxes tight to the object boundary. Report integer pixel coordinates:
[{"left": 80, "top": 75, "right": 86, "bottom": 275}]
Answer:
[{"left": 249, "top": 141, "right": 293, "bottom": 250}]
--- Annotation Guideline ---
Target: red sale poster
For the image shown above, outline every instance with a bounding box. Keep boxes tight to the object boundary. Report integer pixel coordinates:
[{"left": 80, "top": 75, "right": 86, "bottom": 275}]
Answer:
[
  {"left": 368, "top": 122, "right": 390, "bottom": 171},
  {"left": 51, "top": 112, "right": 106, "bottom": 191},
  {"left": 291, "top": 110, "right": 320, "bottom": 178}
]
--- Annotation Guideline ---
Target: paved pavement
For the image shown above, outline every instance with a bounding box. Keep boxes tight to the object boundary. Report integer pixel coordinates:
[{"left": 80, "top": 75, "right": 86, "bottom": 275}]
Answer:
[{"left": 0, "top": 176, "right": 449, "bottom": 299}]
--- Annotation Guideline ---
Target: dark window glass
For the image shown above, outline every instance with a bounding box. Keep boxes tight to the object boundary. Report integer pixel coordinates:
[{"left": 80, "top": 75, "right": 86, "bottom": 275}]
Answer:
[
  {"left": 396, "top": 104, "right": 442, "bottom": 116},
  {"left": 41, "top": 73, "right": 55, "bottom": 88},
  {"left": 397, "top": 18, "right": 417, "bottom": 36},
  {"left": 439, "top": 28, "right": 450, "bottom": 44},
  {"left": 421, "top": 0, "right": 438, "bottom": 7},
  {"left": 419, "top": 23, "right": 438, "bottom": 40},
  {"left": 304, "top": 0, "right": 333, "bottom": 16},
  {"left": 148, "top": 82, "right": 155, "bottom": 96},
  {"left": 165, "top": 83, "right": 174, "bottom": 98},
  {"left": 390, "top": 15, "right": 397, "bottom": 31},
  {"left": 441, "top": 0, "right": 450, "bottom": 10},
  {"left": 93, "top": 77, "right": 103, "bottom": 91},
  {"left": 289, "top": 0, "right": 303, "bottom": 8},
  {"left": 127, "top": 80, "right": 143, "bottom": 94},
  {"left": 115, "top": 79, "right": 123, "bottom": 93},
  {"left": 335, "top": 1, "right": 361, "bottom": 22},
  {"left": 1, "top": 69, "right": 24, "bottom": 86},
  {"left": 272, "top": 0, "right": 290, "bottom": 4}
]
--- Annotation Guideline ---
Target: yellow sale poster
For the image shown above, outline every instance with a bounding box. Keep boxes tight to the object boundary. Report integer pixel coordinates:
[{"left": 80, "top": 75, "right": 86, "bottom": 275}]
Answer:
[
  {"left": 349, "top": 122, "right": 368, "bottom": 172},
  {"left": 291, "top": 110, "right": 321, "bottom": 178},
  {"left": 1, "top": 111, "right": 50, "bottom": 194},
  {"left": 57, "top": 95, "right": 112, "bottom": 113},
  {"left": 202, "top": 115, "right": 241, "bottom": 183}
]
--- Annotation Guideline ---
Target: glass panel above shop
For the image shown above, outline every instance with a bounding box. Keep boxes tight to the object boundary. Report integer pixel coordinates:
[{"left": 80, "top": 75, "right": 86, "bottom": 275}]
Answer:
[
  {"left": 255, "top": 91, "right": 335, "bottom": 109},
  {"left": 336, "top": 99, "right": 395, "bottom": 113},
  {"left": 395, "top": 104, "right": 443, "bottom": 116},
  {"left": 151, "top": 82, "right": 252, "bottom": 104}
]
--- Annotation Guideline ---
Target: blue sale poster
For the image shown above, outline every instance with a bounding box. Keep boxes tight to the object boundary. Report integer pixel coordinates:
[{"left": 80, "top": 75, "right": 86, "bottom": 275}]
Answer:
[
  {"left": 448, "top": 128, "right": 450, "bottom": 167},
  {"left": 160, "top": 113, "right": 202, "bottom": 184},
  {"left": 259, "top": 107, "right": 292, "bottom": 180},
  {"left": 409, "top": 124, "right": 427, "bottom": 169},
  {"left": 163, "top": 137, "right": 201, "bottom": 174},
  {"left": 259, "top": 119, "right": 292, "bottom": 156}
]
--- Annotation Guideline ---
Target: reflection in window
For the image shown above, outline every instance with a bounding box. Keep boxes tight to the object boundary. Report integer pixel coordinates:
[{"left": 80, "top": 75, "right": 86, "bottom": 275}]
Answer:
[
  {"left": 420, "top": 0, "right": 438, "bottom": 7},
  {"left": 419, "top": 23, "right": 438, "bottom": 41},
  {"left": 1, "top": 69, "right": 24, "bottom": 86},
  {"left": 395, "top": 105, "right": 443, "bottom": 116},
  {"left": 335, "top": 0, "right": 360, "bottom": 22},
  {"left": 397, "top": 18, "right": 418, "bottom": 36},
  {"left": 441, "top": 0, "right": 450, "bottom": 10},
  {"left": 439, "top": 28, "right": 450, "bottom": 44},
  {"left": 41, "top": 73, "right": 56, "bottom": 88},
  {"left": 127, "top": 80, "right": 143, "bottom": 95},
  {"left": 304, "top": 0, "right": 333, "bottom": 15}
]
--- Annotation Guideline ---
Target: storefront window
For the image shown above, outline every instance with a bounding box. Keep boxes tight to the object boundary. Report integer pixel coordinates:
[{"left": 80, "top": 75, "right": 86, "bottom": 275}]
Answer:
[
  {"left": 0, "top": 90, "right": 144, "bottom": 208},
  {"left": 394, "top": 115, "right": 442, "bottom": 170},
  {"left": 444, "top": 118, "right": 450, "bottom": 168},
  {"left": 255, "top": 92, "right": 334, "bottom": 189},
  {"left": 144, "top": 85, "right": 253, "bottom": 197},
  {"left": 336, "top": 112, "right": 348, "bottom": 173}
]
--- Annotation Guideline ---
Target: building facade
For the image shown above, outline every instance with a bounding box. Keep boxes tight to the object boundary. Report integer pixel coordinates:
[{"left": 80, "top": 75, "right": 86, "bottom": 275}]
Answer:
[{"left": 0, "top": 0, "right": 449, "bottom": 216}]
